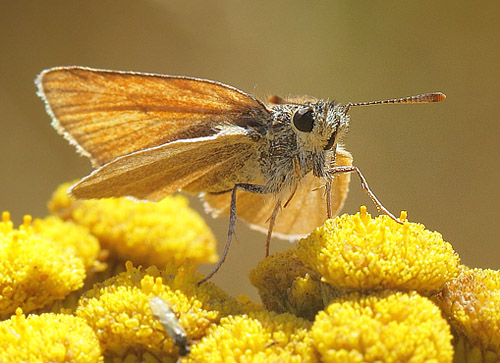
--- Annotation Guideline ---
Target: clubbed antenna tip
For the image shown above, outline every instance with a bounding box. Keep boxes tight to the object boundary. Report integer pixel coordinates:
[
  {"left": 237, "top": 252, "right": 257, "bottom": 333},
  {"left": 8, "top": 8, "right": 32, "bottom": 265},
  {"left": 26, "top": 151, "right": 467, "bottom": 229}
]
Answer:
[{"left": 344, "top": 92, "right": 446, "bottom": 112}]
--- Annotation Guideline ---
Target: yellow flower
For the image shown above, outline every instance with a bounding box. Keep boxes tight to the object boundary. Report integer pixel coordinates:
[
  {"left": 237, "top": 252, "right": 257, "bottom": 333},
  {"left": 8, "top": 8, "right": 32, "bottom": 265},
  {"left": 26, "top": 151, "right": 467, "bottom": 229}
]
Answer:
[
  {"left": 30, "top": 216, "right": 106, "bottom": 313},
  {"left": 296, "top": 206, "right": 460, "bottom": 293},
  {"left": 311, "top": 291, "right": 453, "bottom": 362},
  {"left": 4, "top": 173, "right": 496, "bottom": 363},
  {"left": 32, "top": 215, "right": 101, "bottom": 269},
  {"left": 186, "top": 310, "right": 314, "bottom": 363},
  {"left": 0, "top": 308, "right": 102, "bottom": 362},
  {"left": 76, "top": 262, "right": 250, "bottom": 360},
  {"left": 249, "top": 249, "right": 324, "bottom": 320},
  {"left": 49, "top": 181, "right": 217, "bottom": 268},
  {"left": 435, "top": 266, "right": 500, "bottom": 362},
  {"left": 0, "top": 212, "right": 85, "bottom": 318}
]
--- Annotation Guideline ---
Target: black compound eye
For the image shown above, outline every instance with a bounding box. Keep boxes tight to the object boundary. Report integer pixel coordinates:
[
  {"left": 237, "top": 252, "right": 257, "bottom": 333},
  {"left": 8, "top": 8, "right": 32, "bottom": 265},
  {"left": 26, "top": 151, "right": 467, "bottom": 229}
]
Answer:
[{"left": 292, "top": 108, "right": 315, "bottom": 132}]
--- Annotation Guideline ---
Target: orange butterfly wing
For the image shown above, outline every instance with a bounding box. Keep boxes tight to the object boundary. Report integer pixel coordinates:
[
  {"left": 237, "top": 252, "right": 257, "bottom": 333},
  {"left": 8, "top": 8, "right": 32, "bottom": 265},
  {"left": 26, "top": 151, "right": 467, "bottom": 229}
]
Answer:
[
  {"left": 70, "top": 128, "right": 263, "bottom": 201},
  {"left": 37, "top": 66, "right": 269, "bottom": 167}
]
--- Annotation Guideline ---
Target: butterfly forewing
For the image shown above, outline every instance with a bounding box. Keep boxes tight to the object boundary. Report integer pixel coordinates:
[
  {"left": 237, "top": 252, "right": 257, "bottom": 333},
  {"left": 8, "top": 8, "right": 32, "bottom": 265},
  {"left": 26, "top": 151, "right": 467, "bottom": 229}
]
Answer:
[{"left": 37, "top": 67, "right": 269, "bottom": 167}]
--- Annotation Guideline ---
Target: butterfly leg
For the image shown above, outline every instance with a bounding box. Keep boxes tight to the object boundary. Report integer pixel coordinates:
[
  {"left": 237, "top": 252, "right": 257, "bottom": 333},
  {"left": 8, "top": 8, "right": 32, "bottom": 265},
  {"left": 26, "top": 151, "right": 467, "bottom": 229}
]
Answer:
[
  {"left": 265, "top": 199, "right": 282, "bottom": 257},
  {"left": 324, "top": 179, "right": 333, "bottom": 219},
  {"left": 283, "top": 156, "right": 301, "bottom": 209},
  {"left": 198, "top": 183, "right": 269, "bottom": 285},
  {"left": 330, "top": 165, "right": 402, "bottom": 224}
]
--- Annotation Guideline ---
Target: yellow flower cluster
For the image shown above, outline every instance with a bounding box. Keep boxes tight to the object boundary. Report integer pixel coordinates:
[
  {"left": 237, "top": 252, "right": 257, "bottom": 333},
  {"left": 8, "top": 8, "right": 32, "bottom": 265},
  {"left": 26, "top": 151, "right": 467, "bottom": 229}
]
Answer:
[
  {"left": 311, "top": 291, "right": 453, "bottom": 362},
  {"left": 71, "top": 261, "right": 314, "bottom": 362},
  {"left": 250, "top": 206, "right": 498, "bottom": 362},
  {"left": 0, "top": 212, "right": 85, "bottom": 318},
  {"left": 435, "top": 266, "right": 500, "bottom": 362},
  {"left": 295, "top": 207, "right": 459, "bottom": 293},
  {"left": 76, "top": 262, "right": 223, "bottom": 360},
  {"left": 0, "top": 308, "right": 102, "bottom": 362},
  {"left": 249, "top": 249, "right": 323, "bottom": 321},
  {"left": 1, "top": 180, "right": 498, "bottom": 362},
  {"left": 49, "top": 182, "right": 217, "bottom": 267},
  {"left": 186, "top": 311, "right": 314, "bottom": 363},
  {"left": 0, "top": 181, "right": 223, "bottom": 361}
]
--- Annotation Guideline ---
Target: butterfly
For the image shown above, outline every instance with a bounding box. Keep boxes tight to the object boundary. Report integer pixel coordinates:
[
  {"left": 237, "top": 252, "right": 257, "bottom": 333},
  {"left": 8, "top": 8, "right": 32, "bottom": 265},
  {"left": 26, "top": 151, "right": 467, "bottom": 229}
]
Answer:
[{"left": 36, "top": 66, "right": 445, "bottom": 283}]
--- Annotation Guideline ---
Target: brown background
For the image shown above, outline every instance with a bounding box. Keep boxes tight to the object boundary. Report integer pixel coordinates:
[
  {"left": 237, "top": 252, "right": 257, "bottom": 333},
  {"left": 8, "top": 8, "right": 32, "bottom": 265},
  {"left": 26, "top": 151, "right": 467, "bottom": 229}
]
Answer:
[{"left": 1, "top": 1, "right": 499, "bottom": 299}]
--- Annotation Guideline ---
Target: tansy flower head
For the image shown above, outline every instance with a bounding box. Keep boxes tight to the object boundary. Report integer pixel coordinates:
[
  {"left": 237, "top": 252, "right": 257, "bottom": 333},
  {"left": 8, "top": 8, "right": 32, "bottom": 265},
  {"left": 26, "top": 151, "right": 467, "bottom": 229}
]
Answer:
[
  {"left": 76, "top": 262, "right": 250, "bottom": 360},
  {"left": 249, "top": 248, "right": 324, "bottom": 320},
  {"left": 296, "top": 207, "right": 460, "bottom": 293},
  {"left": 311, "top": 291, "right": 453, "bottom": 362},
  {"left": 0, "top": 308, "right": 102, "bottom": 362},
  {"left": 49, "top": 182, "right": 217, "bottom": 268},
  {"left": 185, "top": 310, "right": 314, "bottom": 363},
  {"left": 435, "top": 266, "right": 500, "bottom": 362},
  {"left": 0, "top": 212, "right": 85, "bottom": 318}
]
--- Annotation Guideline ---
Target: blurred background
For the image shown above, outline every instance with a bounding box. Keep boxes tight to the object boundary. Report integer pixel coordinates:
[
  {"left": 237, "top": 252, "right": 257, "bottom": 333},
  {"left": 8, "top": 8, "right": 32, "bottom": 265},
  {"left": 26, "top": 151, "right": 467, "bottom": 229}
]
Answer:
[{"left": 1, "top": 1, "right": 499, "bottom": 299}]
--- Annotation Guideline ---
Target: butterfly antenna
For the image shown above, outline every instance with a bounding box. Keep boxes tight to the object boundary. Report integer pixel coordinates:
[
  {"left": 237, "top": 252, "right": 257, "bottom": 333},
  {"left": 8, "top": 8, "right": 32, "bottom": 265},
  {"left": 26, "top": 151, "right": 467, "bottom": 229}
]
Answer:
[{"left": 343, "top": 92, "right": 446, "bottom": 113}]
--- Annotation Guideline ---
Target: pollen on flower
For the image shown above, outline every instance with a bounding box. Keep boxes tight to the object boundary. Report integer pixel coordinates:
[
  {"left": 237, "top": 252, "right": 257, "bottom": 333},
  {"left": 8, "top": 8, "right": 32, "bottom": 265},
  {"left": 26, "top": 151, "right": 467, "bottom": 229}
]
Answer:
[
  {"left": 435, "top": 266, "right": 500, "bottom": 361},
  {"left": 0, "top": 213, "right": 85, "bottom": 318},
  {"left": 48, "top": 182, "right": 218, "bottom": 268},
  {"left": 185, "top": 311, "right": 314, "bottom": 363},
  {"left": 311, "top": 291, "right": 453, "bottom": 362},
  {"left": 295, "top": 207, "right": 460, "bottom": 293},
  {"left": 0, "top": 308, "right": 102, "bottom": 362},
  {"left": 76, "top": 264, "right": 225, "bottom": 360}
]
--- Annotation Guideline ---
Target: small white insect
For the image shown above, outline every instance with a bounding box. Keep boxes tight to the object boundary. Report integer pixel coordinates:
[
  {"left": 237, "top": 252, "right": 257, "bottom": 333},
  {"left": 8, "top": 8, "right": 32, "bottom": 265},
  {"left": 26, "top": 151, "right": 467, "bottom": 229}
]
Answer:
[{"left": 149, "top": 296, "right": 190, "bottom": 357}]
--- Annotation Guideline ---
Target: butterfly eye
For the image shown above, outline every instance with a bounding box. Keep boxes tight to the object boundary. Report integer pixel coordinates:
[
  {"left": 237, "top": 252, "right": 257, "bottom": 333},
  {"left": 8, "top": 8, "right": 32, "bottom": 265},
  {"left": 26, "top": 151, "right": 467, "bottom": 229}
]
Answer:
[{"left": 292, "top": 108, "right": 315, "bottom": 132}]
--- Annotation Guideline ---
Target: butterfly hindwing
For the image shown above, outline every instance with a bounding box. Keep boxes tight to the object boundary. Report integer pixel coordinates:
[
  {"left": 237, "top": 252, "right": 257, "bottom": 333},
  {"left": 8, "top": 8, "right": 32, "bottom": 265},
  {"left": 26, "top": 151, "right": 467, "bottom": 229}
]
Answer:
[{"left": 202, "top": 148, "right": 352, "bottom": 238}]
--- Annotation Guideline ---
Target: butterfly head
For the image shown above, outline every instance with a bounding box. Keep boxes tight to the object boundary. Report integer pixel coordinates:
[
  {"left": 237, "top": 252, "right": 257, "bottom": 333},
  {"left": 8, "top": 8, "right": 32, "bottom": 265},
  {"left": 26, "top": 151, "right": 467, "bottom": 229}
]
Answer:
[{"left": 290, "top": 101, "right": 350, "bottom": 152}]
